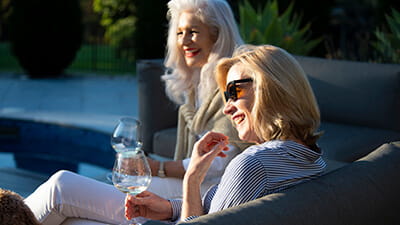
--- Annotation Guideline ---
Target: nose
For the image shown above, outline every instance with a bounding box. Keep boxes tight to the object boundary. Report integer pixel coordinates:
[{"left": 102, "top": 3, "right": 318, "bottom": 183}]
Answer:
[
  {"left": 223, "top": 99, "right": 236, "bottom": 115},
  {"left": 180, "top": 32, "right": 192, "bottom": 45}
]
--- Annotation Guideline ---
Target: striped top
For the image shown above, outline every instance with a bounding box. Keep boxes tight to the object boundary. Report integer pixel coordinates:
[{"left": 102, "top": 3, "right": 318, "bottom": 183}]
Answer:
[{"left": 170, "top": 140, "right": 326, "bottom": 222}]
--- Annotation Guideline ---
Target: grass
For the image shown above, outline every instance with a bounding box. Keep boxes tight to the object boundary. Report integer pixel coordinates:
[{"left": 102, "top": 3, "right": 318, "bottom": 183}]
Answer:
[
  {"left": 0, "top": 42, "right": 136, "bottom": 76},
  {"left": 0, "top": 43, "right": 24, "bottom": 73}
]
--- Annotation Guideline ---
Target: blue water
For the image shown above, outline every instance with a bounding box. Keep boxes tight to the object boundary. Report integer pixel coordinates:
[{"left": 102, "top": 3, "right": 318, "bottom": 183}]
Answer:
[{"left": 0, "top": 153, "right": 109, "bottom": 180}]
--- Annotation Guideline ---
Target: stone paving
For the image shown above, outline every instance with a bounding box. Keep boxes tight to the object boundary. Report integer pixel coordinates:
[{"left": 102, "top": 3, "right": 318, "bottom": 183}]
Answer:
[{"left": 0, "top": 73, "right": 138, "bottom": 133}]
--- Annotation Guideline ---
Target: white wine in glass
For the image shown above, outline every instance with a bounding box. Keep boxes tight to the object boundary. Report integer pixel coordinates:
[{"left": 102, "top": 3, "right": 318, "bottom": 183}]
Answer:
[{"left": 112, "top": 149, "right": 151, "bottom": 225}]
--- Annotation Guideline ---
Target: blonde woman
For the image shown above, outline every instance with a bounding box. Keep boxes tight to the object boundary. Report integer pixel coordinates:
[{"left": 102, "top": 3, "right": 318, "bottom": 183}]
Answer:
[{"left": 125, "top": 45, "right": 326, "bottom": 222}]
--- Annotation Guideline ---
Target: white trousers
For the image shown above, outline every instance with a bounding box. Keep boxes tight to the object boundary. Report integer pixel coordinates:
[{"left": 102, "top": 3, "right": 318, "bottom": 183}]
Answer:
[
  {"left": 23, "top": 148, "right": 241, "bottom": 224},
  {"left": 24, "top": 170, "right": 211, "bottom": 225}
]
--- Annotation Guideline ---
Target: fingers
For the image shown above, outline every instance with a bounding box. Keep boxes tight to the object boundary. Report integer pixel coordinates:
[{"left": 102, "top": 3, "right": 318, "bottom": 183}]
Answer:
[
  {"left": 125, "top": 191, "right": 151, "bottom": 219},
  {"left": 125, "top": 204, "right": 141, "bottom": 220},
  {"left": 200, "top": 132, "right": 228, "bottom": 150},
  {"left": 217, "top": 146, "right": 230, "bottom": 157},
  {"left": 201, "top": 131, "right": 228, "bottom": 143}
]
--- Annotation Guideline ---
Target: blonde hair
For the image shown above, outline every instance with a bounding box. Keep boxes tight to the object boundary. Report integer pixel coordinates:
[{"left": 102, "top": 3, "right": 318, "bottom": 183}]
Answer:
[
  {"left": 162, "top": 0, "right": 244, "bottom": 105},
  {"left": 216, "top": 45, "right": 321, "bottom": 147}
]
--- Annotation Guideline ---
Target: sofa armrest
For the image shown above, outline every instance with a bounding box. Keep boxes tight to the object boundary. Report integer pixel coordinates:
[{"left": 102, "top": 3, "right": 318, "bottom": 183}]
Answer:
[
  {"left": 137, "top": 59, "right": 178, "bottom": 154},
  {"left": 144, "top": 141, "right": 400, "bottom": 225}
]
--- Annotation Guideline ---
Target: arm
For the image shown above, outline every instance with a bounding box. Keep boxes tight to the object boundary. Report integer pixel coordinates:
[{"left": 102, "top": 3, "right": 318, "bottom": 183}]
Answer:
[
  {"left": 181, "top": 132, "right": 229, "bottom": 220},
  {"left": 147, "top": 144, "right": 238, "bottom": 180},
  {"left": 147, "top": 158, "right": 186, "bottom": 178}
]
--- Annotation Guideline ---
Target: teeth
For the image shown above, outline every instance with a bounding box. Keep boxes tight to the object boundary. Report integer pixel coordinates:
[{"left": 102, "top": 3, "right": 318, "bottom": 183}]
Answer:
[
  {"left": 234, "top": 116, "right": 244, "bottom": 125},
  {"left": 185, "top": 49, "right": 198, "bottom": 53}
]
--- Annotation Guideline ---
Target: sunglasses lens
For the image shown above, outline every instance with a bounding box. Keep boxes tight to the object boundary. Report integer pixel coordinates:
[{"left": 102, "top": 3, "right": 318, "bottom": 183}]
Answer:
[
  {"left": 224, "top": 83, "right": 237, "bottom": 102},
  {"left": 224, "top": 91, "right": 229, "bottom": 102},
  {"left": 223, "top": 78, "right": 252, "bottom": 102}
]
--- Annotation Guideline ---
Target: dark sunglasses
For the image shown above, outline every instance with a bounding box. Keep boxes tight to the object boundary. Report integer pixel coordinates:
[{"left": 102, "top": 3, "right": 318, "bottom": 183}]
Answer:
[{"left": 224, "top": 78, "right": 253, "bottom": 102}]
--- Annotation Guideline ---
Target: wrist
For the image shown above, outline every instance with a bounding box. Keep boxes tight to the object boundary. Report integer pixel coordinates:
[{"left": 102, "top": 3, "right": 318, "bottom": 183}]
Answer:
[
  {"left": 183, "top": 171, "right": 202, "bottom": 186},
  {"left": 157, "top": 161, "right": 166, "bottom": 177}
]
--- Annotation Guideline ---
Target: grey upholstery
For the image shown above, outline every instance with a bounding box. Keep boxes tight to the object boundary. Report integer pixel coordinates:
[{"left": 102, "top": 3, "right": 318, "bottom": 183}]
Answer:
[
  {"left": 318, "top": 121, "right": 400, "bottom": 162},
  {"left": 137, "top": 59, "right": 178, "bottom": 154},
  {"left": 137, "top": 57, "right": 400, "bottom": 161},
  {"left": 297, "top": 56, "right": 400, "bottom": 132},
  {"left": 137, "top": 57, "right": 400, "bottom": 225},
  {"left": 144, "top": 141, "right": 400, "bottom": 225},
  {"left": 153, "top": 128, "right": 177, "bottom": 158}
]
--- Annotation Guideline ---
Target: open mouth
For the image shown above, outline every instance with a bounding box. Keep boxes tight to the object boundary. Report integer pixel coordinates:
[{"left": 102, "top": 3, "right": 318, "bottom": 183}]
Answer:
[
  {"left": 184, "top": 48, "right": 200, "bottom": 57},
  {"left": 233, "top": 114, "right": 245, "bottom": 126}
]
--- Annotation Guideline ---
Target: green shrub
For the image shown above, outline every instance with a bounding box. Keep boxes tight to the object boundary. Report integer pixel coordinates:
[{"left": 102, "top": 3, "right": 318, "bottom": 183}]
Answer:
[
  {"left": 93, "top": 0, "right": 136, "bottom": 62},
  {"left": 239, "top": 0, "right": 321, "bottom": 56},
  {"left": 372, "top": 8, "right": 400, "bottom": 64},
  {"left": 8, "top": 0, "right": 83, "bottom": 78}
]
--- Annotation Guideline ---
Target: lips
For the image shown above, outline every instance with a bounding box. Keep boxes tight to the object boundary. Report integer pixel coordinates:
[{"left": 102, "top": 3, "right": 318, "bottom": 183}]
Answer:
[
  {"left": 184, "top": 48, "right": 200, "bottom": 57},
  {"left": 232, "top": 114, "right": 245, "bottom": 126}
]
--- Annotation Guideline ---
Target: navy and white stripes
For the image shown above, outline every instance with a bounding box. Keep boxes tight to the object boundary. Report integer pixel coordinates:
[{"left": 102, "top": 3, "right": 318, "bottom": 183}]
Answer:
[{"left": 170, "top": 140, "right": 326, "bottom": 222}]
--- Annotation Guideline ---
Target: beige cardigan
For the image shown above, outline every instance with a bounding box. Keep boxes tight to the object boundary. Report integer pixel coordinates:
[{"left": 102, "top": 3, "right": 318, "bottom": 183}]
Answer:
[{"left": 174, "top": 89, "right": 249, "bottom": 160}]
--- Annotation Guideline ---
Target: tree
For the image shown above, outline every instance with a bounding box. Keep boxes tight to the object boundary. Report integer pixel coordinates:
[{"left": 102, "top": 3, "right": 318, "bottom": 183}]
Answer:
[
  {"left": 8, "top": 0, "right": 83, "bottom": 77},
  {"left": 134, "top": 0, "right": 167, "bottom": 59},
  {"left": 93, "top": 0, "right": 136, "bottom": 62},
  {"left": 93, "top": 0, "right": 167, "bottom": 60}
]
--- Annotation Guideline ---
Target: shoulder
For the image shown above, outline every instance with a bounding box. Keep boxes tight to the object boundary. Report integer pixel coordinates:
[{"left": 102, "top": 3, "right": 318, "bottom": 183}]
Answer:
[{"left": 227, "top": 146, "right": 266, "bottom": 174}]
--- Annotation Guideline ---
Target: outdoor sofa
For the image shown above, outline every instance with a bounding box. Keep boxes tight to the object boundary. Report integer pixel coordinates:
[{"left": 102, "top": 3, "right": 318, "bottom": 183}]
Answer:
[
  {"left": 62, "top": 56, "right": 400, "bottom": 224},
  {"left": 136, "top": 56, "right": 400, "bottom": 225}
]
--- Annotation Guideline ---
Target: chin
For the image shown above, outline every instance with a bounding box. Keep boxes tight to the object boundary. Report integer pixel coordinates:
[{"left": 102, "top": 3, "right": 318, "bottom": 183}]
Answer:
[
  {"left": 186, "top": 59, "right": 206, "bottom": 68},
  {"left": 238, "top": 133, "right": 250, "bottom": 142}
]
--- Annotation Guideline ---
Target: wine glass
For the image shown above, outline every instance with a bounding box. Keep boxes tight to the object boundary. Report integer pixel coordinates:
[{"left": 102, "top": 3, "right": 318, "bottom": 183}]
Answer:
[
  {"left": 112, "top": 149, "right": 152, "bottom": 225},
  {"left": 111, "top": 117, "right": 142, "bottom": 152},
  {"left": 107, "top": 117, "right": 142, "bottom": 183}
]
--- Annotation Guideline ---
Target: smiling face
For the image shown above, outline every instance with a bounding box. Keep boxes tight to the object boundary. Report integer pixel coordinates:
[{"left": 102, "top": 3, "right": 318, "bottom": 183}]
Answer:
[
  {"left": 223, "top": 63, "right": 262, "bottom": 144},
  {"left": 176, "top": 11, "right": 215, "bottom": 70}
]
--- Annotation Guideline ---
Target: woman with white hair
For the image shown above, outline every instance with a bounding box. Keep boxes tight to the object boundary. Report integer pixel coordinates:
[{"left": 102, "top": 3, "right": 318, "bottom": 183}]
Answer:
[
  {"left": 146, "top": 0, "right": 248, "bottom": 199},
  {"left": 25, "top": 0, "right": 247, "bottom": 224}
]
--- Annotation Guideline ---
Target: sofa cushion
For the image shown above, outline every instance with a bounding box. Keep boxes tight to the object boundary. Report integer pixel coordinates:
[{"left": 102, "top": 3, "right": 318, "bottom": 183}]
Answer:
[
  {"left": 142, "top": 141, "right": 399, "bottom": 225},
  {"left": 153, "top": 128, "right": 177, "bottom": 158},
  {"left": 318, "top": 121, "right": 400, "bottom": 162},
  {"left": 61, "top": 218, "right": 108, "bottom": 225},
  {"left": 137, "top": 59, "right": 178, "bottom": 154},
  {"left": 296, "top": 56, "right": 400, "bottom": 132}
]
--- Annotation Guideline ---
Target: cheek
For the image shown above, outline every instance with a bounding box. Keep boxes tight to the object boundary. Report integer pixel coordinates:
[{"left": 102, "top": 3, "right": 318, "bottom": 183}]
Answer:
[{"left": 243, "top": 102, "right": 255, "bottom": 130}]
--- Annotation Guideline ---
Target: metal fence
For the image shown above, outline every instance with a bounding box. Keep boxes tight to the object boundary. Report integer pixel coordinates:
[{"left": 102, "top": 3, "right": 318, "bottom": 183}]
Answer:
[{"left": 0, "top": 42, "right": 136, "bottom": 76}]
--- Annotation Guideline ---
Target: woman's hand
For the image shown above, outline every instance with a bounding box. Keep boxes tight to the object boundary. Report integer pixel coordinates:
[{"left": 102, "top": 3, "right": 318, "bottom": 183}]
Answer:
[
  {"left": 185, "top": 132, "right": 229, "bottom": 185},
  {"left": 125, "top": 191, "right": 173, "bottom": 221},
  {"left": 180, "top": 131, "right": 229, "bottom": 219}
]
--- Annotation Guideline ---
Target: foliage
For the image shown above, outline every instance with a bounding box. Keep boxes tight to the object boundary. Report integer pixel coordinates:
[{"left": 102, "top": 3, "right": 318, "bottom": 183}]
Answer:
[
  {"left": 238, "top": 0, "right": 321, "bottom": 56},
  {"left": 93, "top": 0, "right": 136, "bottom": 62},
  {"left": 7, "top": 0, "right": 83, "bottom": 78},
  {"left": 371, "top": 8, "right": 400, "bottom": 63},
  {"left": 93, "top": 0, "right": 167, "bottom": 60},
  {"left": 133, "top": 0, "right": 167, "bottom": 59},
  {"left": 79, "top": 0, "right": 105, "bottom": 44}
]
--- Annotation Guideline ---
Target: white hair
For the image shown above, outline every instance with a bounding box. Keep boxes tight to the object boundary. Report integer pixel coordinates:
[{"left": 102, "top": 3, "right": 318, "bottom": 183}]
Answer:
[{"left": 162, "top": 0, "right": 244, "bottom": 106}]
